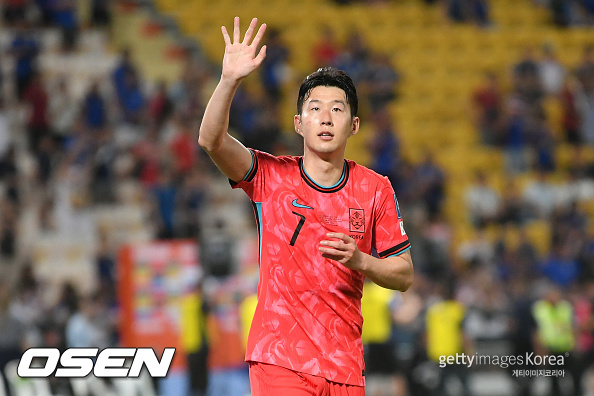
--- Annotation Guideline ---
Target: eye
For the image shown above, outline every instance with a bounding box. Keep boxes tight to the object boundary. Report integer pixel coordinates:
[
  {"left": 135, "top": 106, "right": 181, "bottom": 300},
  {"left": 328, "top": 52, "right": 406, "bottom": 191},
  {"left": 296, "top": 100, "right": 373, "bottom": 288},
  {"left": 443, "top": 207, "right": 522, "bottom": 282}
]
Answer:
[
  {"left": 332, "top": 107, "right": 342, "bottom": 112},
  {"left": 311, "top": 107, "right": 319, "bottom": 111}
]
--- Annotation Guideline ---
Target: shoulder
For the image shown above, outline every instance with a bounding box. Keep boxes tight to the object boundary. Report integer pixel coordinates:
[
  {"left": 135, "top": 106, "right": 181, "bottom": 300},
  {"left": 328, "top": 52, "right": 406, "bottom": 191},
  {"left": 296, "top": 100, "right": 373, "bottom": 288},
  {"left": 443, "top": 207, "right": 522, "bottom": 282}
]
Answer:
[
  {"left": 348, "top": 160, "right": 392, "bottom": 189},
  {"left": 252, "top": 149, "right": 300, "bottom": 167}
]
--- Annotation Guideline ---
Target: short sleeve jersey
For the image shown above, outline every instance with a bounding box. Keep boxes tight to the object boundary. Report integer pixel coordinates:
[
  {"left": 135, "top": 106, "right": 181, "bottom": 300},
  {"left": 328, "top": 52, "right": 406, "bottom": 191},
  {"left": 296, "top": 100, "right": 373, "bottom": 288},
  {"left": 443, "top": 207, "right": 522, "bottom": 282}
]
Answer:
[{"left": 231, "top": 149, "right": 411, "bottom": 386}]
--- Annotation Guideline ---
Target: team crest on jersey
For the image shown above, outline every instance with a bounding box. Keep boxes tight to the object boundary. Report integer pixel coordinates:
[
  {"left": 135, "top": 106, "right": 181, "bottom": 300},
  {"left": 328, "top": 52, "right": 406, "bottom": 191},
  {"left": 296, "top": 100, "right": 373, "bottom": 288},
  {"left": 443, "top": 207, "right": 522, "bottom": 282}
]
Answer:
[{"left": 349, "top": 208, "right": 365, "bottom": 233}]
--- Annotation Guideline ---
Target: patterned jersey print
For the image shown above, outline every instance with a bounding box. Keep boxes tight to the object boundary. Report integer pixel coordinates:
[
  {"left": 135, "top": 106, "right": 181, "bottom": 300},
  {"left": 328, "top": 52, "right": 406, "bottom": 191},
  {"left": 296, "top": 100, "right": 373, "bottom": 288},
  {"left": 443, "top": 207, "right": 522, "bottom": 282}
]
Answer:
[{"left": 231, "top": 149, "right": 411, "bottom": 386}]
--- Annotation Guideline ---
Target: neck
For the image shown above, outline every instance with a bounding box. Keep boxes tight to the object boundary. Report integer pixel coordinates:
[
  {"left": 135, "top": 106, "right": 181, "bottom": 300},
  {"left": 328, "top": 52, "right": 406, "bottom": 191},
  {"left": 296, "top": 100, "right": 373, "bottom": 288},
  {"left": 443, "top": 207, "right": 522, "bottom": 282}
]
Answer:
[{"left": 302, "top": 150, "right": 345, "bottom": 187}]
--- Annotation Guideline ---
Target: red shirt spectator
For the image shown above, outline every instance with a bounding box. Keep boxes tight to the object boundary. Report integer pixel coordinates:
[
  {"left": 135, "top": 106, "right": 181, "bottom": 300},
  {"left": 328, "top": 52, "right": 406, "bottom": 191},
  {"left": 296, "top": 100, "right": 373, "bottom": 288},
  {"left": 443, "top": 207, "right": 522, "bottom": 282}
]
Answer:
[
  {"left": 170, "top": 125, "right": 196, "bottom": 176},
  {"left": 23, "top": 75, "right": 48, "bottom": 130}
]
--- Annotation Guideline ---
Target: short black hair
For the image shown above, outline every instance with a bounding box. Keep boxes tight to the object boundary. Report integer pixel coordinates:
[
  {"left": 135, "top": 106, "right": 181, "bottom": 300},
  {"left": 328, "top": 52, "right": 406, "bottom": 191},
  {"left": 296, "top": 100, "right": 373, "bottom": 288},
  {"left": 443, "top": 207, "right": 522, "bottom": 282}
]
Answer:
[{"left": 297, "top": 67, "right": 358, "bottom": 117}]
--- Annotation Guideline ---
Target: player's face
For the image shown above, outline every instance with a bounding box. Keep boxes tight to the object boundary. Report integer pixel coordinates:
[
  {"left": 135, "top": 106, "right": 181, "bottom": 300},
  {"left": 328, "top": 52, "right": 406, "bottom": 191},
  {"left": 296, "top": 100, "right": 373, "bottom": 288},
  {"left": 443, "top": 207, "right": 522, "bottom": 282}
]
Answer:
[{"left": 294, "top": 86, "right": 359, "bottom": 157}]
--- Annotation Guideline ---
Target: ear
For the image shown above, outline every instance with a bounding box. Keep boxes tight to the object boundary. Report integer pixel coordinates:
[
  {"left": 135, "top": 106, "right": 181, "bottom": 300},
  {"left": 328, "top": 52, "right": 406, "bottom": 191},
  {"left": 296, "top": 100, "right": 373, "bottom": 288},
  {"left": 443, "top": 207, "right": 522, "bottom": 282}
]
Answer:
[
  {"left": 294, "top": 114, "right": 303, "bottom": 136},
  {"left": 350, "top": 117, "right": 360, "bottom": 136}
]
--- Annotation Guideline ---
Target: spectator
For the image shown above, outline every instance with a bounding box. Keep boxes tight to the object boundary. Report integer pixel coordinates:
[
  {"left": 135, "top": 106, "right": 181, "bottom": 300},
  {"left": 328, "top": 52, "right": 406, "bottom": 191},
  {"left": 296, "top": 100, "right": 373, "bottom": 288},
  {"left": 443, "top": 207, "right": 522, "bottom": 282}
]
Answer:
[
  {"left": 368, "top": 107, "right": 401, "bottom": 184},
  {"left": 522, "top": 169, "right": 559, "bottom": 219},
  {"left": 120, "top": 69, "right": 146, "bottom": 125},
  {"left": 361, "top": 279, "right": 405, "bottom": 396},
  {"left": 463, "top": 281, "right": 511, "bottom": 352},
  {"left": 425, "top": 279, "right": 472, "bottom": 396},
  {"left": 472, "top": 71, "right": 504, "bottom": 146},
  {"left": 259, "top": 27, "right": 290, "bottom": 101},
  {"left": 22, "top": 72, "right": 50, "bottom": 154},
  {"left": 457, "top": 226, "right": 496, "bottom": 269},
  {"left": 148, "top": 80, "right": 173, "bottom": 130},
  {"left": 559, "top": 74, "right": 585, "bottom": 145},
  {"left": 508, "top": 280, "right": 537, "bottom": 396},
  {"left": 512, "top": 47, "right": 544, "bottom": 107},
  {"left": 248, "top": 94, "right": 282, "bottom": 154},
  {"left": 571, "top": 281, "right": 594, "bottom": 396},
  {"left": 0, "top": 146, "right": 20, "bottom": 208},
  {"left": 36, "top": 135, "right": 55, "bottom": 186},
  {"left": 82, "top": 81, "right": 107, "bottom": 131},
  {"left": 363, "top": 52, "right": 400, "bottom": 112},
  {"left": 8, "top": 21, "right": 40, "bottom": 99},
  {"left": 2, "top": 0, "right": 27, "bottom": 25},
  {"left": 502, "top": 96, "right": 530, "bottom": 174},
  {"left": 181, "top": 281, "right": 210, "bottom": 396},
  {"left": 112, "top": 47, "right": 138, "bottom": 105},
  {"left": 132, "top": 123, "right": 162, "bottom": 187},
  {"left": 51, "top": 281, "right": 80, "bottom": 329},
  {"left": 0, "top": 99, "right": 10, "bottom": 157},
  {"left": 528, "top": 108, "right": 556, "bottom": 172},
  {"left": 416, "top": 212, "right": 453, "bottom": 280},
  {"left": 170, "top": 115, "right": 198, "bottom": 178},
  {"left": 334, "top": 31, "right": 370, "bottom": 85},
  {"left": 578, "top": 0, "right": 594, "bottom": 24},
  {"left": 91, "top": 131, "right": 117, "bottom": 203},
  {"left": 178, "top": 168, "right": 208, "bottom": 239},
  {"left": 443, "top": 0, "right": 490, "bottom": 27},
  {"left": 575, "top": 45, "right": 594, "bottom": 144},
  {"left": 497, "top": 178, "right": 526, "bottom": 225},
  {"left": 512, "top": 228, "right": 540, "bottom": 281},
  {"left": 540, "top": 244, "right": 581, "bottom": 289},
  {"left": 90, "top": 0, "right": 111, "bottom": 27},
  {"left": 464, "top": 170, "right": 501, "bottom": 227},
  {"left": 205, "top": 284, "right": 250, "bottom": 396},
  {"left": 50, "top": 0, "right": 79, "bottom": 52},
  {"left": 151, "top": 167, "right": 177, "bottom": 239},
  {"left": 65, "top": 292, "right": 112, "bottom": 349},
  {"left": 311, "top": 26, "right": 339, "bottom": 68},
  {"left": 415, "top": 152, "right": 446, "bottom": 217},
  {"left": 48, "top": 78, "right": 78, "bottom": 144},
  {"left": 539, "top": 43, "right": 566, "bottom": 96},
  {"left": 532, "top": 283, "right": 575, "bottom": 395},
  {"left": 548, "top": 0, "right": 572, "bottom": 27},
  {"left": 0, "top": 198, "right": 18, "bottom": 260}
]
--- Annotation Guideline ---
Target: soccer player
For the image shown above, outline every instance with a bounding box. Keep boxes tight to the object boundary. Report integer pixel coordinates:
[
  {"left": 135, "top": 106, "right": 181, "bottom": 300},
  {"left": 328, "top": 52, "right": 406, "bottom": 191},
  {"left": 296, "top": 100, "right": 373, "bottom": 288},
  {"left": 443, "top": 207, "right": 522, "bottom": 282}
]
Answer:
[{"left": 198, "top": 17, "right": 414, "bottom": 395}]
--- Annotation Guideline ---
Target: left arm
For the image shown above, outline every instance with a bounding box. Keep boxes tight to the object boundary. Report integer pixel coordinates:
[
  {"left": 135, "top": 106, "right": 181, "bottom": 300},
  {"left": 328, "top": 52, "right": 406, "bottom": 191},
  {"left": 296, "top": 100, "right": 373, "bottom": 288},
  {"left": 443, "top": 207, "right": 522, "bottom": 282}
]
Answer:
[{"left": 319, "top": 232, "right": 413, "bottom": 291}]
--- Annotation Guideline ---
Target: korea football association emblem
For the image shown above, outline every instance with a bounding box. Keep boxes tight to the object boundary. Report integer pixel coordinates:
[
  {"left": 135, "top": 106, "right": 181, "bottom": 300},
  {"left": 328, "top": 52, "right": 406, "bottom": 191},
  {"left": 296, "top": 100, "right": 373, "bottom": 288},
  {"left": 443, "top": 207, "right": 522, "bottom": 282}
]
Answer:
[{"left": 349, "top": 208, "right": 365, "bottom": 233}]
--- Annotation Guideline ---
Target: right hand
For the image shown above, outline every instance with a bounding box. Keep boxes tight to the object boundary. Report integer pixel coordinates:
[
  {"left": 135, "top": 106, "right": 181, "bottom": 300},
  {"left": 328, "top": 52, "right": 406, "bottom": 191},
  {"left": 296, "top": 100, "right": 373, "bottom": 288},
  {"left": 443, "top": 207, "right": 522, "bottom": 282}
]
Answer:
[{"left": 221, "top": 17, "right": 267, "bottom": 82}]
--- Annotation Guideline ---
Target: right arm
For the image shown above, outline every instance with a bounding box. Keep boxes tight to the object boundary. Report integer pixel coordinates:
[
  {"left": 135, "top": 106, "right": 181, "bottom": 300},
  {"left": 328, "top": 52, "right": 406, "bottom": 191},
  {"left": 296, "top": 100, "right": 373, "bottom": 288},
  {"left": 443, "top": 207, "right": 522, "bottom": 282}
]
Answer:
[{"left": 198, "top": 17, "right": 267, "bottom": 182}]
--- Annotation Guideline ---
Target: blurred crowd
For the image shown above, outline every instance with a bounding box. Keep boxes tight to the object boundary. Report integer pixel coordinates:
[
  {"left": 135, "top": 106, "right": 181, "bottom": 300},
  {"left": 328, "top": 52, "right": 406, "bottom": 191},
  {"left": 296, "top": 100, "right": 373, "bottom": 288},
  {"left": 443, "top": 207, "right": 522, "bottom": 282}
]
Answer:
[{"left": 0, "top": 1, "right": 593, "bottom": 396}]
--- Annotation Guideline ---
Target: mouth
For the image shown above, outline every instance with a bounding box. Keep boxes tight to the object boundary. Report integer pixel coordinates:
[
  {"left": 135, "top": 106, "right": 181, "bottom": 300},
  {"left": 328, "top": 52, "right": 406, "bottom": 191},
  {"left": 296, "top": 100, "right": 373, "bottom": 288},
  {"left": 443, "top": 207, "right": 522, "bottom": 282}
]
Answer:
[{"left": 318, "top": 131, "right": 334, "bottom": 140}]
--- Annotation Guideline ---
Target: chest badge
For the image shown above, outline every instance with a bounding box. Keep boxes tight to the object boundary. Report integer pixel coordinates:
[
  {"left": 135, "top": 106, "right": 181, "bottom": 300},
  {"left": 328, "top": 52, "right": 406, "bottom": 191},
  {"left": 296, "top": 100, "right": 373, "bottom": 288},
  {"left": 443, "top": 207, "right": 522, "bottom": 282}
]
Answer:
[{"left": 349, "top": 208, "right": 365, "bottom": 233}]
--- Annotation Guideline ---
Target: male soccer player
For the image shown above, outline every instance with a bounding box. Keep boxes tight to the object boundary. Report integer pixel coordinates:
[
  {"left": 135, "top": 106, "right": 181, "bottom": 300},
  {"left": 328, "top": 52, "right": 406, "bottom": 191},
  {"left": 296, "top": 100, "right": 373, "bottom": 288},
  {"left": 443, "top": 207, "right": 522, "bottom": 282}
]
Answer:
[{"left": 198, "top": 17, "right": 414, "bottom": 395}]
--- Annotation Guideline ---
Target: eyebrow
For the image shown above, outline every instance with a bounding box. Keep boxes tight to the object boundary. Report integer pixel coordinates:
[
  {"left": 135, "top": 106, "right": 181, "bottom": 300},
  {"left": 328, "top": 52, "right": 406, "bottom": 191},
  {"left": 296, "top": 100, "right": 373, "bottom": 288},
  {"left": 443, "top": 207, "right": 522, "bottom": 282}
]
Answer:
[{"left": 308, "top": 99, "right": 346, "bottom": 106}]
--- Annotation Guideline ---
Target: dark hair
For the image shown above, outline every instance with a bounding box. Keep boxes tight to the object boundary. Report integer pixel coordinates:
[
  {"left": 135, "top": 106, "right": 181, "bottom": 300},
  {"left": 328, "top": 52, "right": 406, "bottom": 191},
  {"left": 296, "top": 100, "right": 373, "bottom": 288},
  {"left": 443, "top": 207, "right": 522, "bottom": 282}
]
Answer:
[{"left": 297, "top": 67, "right": 358, "bottom": 117}]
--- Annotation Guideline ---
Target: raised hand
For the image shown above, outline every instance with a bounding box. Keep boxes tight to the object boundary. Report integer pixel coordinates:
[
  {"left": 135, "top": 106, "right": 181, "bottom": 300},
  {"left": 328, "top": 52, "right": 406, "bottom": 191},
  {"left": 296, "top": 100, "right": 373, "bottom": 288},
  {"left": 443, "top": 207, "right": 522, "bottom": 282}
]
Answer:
[{"left": 221, "top": 17, "right": 267, "bottom": 82}]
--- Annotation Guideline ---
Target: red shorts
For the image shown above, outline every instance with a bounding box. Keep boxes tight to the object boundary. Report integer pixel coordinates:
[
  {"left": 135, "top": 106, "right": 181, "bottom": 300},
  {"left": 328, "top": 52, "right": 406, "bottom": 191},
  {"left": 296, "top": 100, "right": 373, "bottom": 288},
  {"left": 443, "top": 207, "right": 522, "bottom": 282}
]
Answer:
[{"left": 249, "top": 361, "right": 365, "bottom": 396}]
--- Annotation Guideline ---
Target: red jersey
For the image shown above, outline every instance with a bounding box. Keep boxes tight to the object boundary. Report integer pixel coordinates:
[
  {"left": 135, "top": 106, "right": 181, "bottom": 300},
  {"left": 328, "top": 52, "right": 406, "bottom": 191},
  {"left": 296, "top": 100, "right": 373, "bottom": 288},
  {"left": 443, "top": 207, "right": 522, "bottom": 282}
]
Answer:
[{"left": 231, "top": 149, "right": 410, "bottom": 386}]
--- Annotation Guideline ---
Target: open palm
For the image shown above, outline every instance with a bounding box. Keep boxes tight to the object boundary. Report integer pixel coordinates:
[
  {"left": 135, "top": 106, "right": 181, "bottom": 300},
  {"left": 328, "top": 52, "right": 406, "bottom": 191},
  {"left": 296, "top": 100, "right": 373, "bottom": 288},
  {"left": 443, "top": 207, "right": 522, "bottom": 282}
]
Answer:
[{"left": 221, "top": 17, "right": 267, "bottom": 81}]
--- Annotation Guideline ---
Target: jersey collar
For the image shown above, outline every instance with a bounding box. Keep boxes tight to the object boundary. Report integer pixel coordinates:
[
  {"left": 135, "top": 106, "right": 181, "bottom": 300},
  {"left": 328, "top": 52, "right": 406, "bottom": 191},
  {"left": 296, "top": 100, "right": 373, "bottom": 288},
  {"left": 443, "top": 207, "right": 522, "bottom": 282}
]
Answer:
[{"left": 298, "top": 157, "right": 349, "bottom": 193}]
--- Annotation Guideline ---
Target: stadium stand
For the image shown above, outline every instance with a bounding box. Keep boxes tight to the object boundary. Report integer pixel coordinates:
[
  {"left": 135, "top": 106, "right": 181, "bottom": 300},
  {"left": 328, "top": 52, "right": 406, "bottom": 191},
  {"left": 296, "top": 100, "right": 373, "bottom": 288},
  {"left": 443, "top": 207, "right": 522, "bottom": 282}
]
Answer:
[{"left": 0, "top": 0, "right": 593, "bottom": 395}]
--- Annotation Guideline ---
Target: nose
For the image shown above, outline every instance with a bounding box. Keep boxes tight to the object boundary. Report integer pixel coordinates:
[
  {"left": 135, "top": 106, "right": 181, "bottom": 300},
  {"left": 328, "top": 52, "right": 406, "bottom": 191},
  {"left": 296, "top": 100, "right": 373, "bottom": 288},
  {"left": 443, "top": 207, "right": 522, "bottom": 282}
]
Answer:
[{"left": 320, "top": 108, "right": 333, "bottom": 126}]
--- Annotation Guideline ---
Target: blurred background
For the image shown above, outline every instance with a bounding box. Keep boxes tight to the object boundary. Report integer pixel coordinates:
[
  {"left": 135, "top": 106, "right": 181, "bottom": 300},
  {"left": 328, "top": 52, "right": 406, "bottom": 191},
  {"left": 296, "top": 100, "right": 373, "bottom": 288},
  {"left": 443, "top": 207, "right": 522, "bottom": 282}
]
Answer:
[{"left": 0, "top": 0, "right": 593, "bottom": 395}]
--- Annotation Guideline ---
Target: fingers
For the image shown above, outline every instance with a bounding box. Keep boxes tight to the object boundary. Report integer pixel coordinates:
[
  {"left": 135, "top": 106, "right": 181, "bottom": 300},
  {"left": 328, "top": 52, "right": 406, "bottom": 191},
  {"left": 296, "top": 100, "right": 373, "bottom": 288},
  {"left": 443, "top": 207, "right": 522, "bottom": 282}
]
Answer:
[
  {"left": 242, "top": 17, "right": 258, "bottom": 44},
  {"left": 221, "top": 26, "right": 231, "bottom": 46},
  {"left": 325, "top": 232, "right": 353, "bottom": 243},
  {"left": 319, "top": 239, "right": 348, "bottom": 251},
  {"left": 233, "top": 16, "right": 240, "bottom": 43},
  {"left": 251, "top": 22, "right": 267, "bottom": 48},
  {"left": 225, "top": 17, "right": 266, "bottom": 49},
  {"left": 320, "top": 251, "right": 343, "bottom": 262},
  {"left": 254, "top": 45, "right": 267, "bottom": 66}
]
